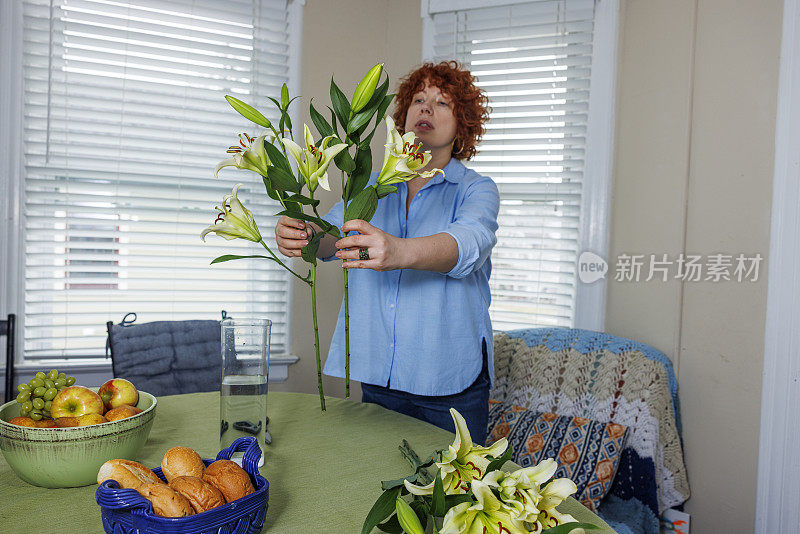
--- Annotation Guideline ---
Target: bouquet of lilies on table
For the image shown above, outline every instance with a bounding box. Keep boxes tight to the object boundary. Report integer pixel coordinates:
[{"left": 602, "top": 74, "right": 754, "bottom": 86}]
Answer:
[
  {"left": 363, "top": 409, "right": 599, "bottom": 534},
  {"left": 202, "top": 63, "right": 443, "bottom": 411}
]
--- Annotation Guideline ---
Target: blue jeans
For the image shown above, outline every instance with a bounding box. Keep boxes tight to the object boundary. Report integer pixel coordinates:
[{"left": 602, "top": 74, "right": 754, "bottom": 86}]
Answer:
[{"left": 362, "top": 340, "right": 490, "bottom": 445}]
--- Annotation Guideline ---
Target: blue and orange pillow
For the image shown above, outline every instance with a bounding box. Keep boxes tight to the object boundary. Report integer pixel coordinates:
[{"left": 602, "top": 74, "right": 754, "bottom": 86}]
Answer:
[{"left": 486, "top": 399, "right": 629, "bottom": 511}]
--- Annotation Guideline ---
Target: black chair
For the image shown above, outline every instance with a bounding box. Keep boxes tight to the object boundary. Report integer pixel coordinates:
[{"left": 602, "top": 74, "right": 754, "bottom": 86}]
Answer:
[
  {"left": 106, "top": 313, "right": 223, "bottom": 397},
  {"left": 2, "top": 314, "right": 17, "bottom": 404}
]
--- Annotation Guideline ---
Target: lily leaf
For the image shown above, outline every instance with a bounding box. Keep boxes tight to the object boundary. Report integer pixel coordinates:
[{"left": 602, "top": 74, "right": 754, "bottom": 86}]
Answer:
[
  {"left": 211, "top": 254, "right": 274, "bottom": 265},
  {"left": 284, "top": 193, "right": 320, "bottom": 206},
  {"left": 376, "top": 184, "right": 397, "bottom": 199},
  {"left": 376, "top": 514, "right": 403, "bottom": 534},
  {"left": 381, "top": 473, "right": 418, "bottom": 491},
  {"left": 300, "top": 231, "right": 321, "bottom": 265},
  {"left": 345, "top": 185, "right": 379, "bottom": 223},
  {"left": 362, "top": 487, "right": 402, "bottom": 534},
  {"left": 261, "top": 176, "right": 281, "bottom": 202},
  {"left": 310, "top": 100, "right": 333, "bottom": 138},
  {"left": 267, "top": 165, "right": 301, "bottom": 193},
  {"left": 330, "top": 78, "right": 351, "bottom": 131},
  {"left": 275, "top": 211, "right": 340, "bottom": 238},
  {"left": 541, "top": 522, "right": 601, "bottom": 534},
  {"left": 335, "top": 148, "right": 357, "bottom": 176},
  {"left": 485, "top": 443, "right": 514, "bottom": 473},
  {"left": 345, "top": 145, "right": 372, "bottom": 201},
  {"left": 263, "top": 140, "right": 293, "bottom": 175},
  {"left": 328, "top": 105, "right": 339, "bottom": 136},
  {"left": 224, "top": 95, "right": 271, "bottom": 128},
  {"left": 431, "top": 470, "right": 446, "bottom": 517},
  {"left": 443, "top": 494, "right": 474, "bottom": 509}
]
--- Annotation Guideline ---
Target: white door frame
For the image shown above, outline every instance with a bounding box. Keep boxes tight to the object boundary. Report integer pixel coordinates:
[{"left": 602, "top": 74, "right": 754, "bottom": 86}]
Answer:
[{"left": 754, "top": 0, "right": 800, "bottom": 531}]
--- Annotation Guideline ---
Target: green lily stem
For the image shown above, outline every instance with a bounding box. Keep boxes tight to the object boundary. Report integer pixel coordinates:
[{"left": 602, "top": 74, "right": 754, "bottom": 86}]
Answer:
[
  {"left": 338, "top": 167, "right": 352, "bottom": 398},
  {"left": 259, "top": 240, "right": 309, "bottom": 284},
  {"left": 310, "top": 263, "right": 326, "bottom": 411},
  {"left": 343, "top": 267, "right": 350, "bottom": 397}
]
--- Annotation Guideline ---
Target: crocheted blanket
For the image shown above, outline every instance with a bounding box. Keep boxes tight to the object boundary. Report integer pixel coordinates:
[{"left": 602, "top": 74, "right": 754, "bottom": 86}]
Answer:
[{"left": 492, "top": 328, "right": 690, "bottom": 534}]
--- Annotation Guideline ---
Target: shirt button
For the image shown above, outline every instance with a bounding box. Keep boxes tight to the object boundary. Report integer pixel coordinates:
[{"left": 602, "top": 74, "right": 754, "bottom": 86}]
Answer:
[
  {"left": 390, "top": 304, "right": 395, "bottom": 308},
  {"left": 390, "top": 343, "right": 394, "bottom": 347}
]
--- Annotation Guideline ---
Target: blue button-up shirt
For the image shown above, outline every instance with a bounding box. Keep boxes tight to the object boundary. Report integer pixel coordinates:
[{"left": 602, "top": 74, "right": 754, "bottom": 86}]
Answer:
[{"left": 321, "top": 158, "right": 500, "bottom": 396}]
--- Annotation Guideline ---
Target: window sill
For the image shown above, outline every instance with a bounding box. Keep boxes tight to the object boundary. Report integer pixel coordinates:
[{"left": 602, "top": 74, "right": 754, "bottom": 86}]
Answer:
[{"left": 2, "top": 354, "right": 300, "bottom": 385}]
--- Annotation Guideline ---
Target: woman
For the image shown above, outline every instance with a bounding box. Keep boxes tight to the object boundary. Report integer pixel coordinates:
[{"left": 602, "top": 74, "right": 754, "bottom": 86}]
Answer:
[{"left": 275, "top": 61, "right": 498, "bottom": 444}]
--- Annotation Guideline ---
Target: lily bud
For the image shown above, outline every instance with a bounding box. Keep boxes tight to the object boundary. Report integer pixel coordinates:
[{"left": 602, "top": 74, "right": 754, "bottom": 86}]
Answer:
[
  {"left": 395, "top": 497, "right": 425, "bottom": 534},
  {"left": 351, "top": 63, "right": 384, "bottom": 113}
]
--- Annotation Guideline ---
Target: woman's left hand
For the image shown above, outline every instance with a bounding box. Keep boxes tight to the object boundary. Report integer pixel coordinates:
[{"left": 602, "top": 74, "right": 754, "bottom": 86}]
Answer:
[{"left": 334, "top": 219, "right": 407, "bottom": 271}]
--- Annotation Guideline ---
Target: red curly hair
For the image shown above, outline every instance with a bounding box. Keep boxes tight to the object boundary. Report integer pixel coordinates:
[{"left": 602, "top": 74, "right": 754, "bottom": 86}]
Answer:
[{"left": 392, "top": 61, "right": 489, "bottom": 161}]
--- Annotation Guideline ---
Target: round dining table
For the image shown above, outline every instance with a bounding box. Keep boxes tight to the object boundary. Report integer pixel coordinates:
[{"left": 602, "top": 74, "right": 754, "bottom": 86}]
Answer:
[{"left": 0, "top": 391, "right": 615, "bottom": 533}]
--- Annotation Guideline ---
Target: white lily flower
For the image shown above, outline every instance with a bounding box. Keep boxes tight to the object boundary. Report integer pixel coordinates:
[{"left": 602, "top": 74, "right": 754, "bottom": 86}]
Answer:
[
  {"left": 214, "top": 133, "right": 271, "bottom": 178},
  {"left": 282, "top": 124, "right": 347, "bottom": 192},
  {"left": 376, "top": 116, "right": 444, "bottom": 186},
  {"left": 481, "top": 459, "right": 562, "bottom": 523},
  {"left": 404, "top": 408, "right": 508, "bottom": 495},
  {"left": 201, "top": 184, "right": 262, "bottom": 243},
  {"left": 537, "top": 477, "right": 578, "bottom": 511},
  {"left": 439, "top": 478, "right": 528, "bottom": 534}
]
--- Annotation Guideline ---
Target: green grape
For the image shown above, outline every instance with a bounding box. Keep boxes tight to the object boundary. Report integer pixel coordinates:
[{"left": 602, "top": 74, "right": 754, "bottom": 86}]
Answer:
[
  {"left": 54, "top": 379, "right": 66, "bottom": 388},
  {"left": 17, "top": 383, "right": 30, "bottom": 393},
  {"left": 35, "top": 371, "right": 46, "bottom": 380},
  {"left": 30, "top": 410, "right": 42, "bottom": 421},
  {"left": 57, "top": 372, "right": 66, "bottom": 380},
  {"left": 33, "top": 386, "right": 46, "bottom": 397},
  {"left": 19, "top": 407, "right": 30, "bottom": 417},
  {"left": 44, "top": 379, "right": 55, "bottom": 390},
  {"left": 21, "top": 401, "right": 33, "bottom": 413},
  {"left": 43, "top": 400, "right": 52, "bottom": 412},
  {"left": 28, "top": 378, "right": 43, "bottom": 389},
  {"left": 16, "top": 391, "right": 31, "bottom": 403},
  {"left": 32, "top": 398, "right": 44, "bottom": 410},
  {"left": 65, "top": 377, "right": 76, "bottom": 386},
  {"left": 43, "top": 388, "right": 57, "bottom": 401},
  {"left": 47, "top": 369, "right": 59, "bottom": 381}
]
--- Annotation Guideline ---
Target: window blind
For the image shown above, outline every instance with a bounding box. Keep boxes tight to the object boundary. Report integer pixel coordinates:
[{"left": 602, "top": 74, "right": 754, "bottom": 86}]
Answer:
[
  {"left": 431, "top": 0, "right": 595, "bottom": 330},
  {"left": 21, "top": 0, "right": 292, "bottom": 361}
]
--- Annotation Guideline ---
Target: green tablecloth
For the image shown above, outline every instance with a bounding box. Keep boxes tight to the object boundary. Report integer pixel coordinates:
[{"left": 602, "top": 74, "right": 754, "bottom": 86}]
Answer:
[{"left": 0, "top": 391, "right": 615, "bottom": 533}]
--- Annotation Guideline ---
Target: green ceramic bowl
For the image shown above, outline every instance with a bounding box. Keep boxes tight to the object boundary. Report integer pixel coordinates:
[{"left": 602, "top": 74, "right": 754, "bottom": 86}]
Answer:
[{"left": 0, "top": 389, "right": 156, "bottom": 488}]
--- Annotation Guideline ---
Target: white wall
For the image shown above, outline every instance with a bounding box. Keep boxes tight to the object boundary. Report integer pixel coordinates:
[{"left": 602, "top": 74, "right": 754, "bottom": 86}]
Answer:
[{"left": 606, "top": 0, "right": 780, "bottom": 531}]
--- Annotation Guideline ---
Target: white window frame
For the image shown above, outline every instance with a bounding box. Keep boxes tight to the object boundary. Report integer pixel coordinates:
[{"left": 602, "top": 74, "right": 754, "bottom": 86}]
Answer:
[
  {"left": 755, "top": 0, "right": 800, "bottom": 531},
  {"left": 421, "top": 0, "right": 618, "bottom": 331},
  {"left": 0, "top": 0, "right": 303, "bottom": 377}
]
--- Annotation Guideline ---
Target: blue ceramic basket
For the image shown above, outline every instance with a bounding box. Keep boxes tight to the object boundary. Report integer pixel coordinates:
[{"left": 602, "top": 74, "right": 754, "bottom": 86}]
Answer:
[{"left": 95, "top": 437, "right": 268, "bottom": 534}]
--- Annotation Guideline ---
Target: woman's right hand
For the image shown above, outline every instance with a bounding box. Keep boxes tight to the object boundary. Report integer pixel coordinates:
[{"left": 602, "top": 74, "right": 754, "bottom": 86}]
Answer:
[{"left": 275, "top": 216, "right": 310, "bottom": 257}]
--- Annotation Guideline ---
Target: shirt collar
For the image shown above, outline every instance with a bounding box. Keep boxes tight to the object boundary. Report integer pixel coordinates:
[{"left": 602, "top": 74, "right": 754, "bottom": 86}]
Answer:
[{"left": 428, "top": 157, "right": 465, "bottom": 186}]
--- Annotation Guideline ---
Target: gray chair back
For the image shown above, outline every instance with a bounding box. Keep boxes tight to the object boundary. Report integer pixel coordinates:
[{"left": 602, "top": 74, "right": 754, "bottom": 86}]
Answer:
[{"left": 107, "top": 318, "right": 221, "bottom": 397}]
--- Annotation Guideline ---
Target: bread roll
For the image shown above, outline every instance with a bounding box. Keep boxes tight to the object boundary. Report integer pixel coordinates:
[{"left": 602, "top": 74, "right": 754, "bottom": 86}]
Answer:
[
  {"left": 97, "top": 459, "right": 162, "bottom": 489},
  {"left": 161, "top": 446, "right": 205, "bottom": 482},
  {"left": 169, "top": 475, "right": 226, "bottom": 513},
  {"left": 137, "top": 482, "right": 195, "bottom": 517},
  {"left": 202, "top": 460, "right": 255, "bottom": 502}
]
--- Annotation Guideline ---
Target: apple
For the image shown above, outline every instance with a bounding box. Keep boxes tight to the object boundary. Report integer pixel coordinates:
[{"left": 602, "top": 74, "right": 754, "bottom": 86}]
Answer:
[
  {"left": 105, "top": 405, "right": 143, "bottom": 422},
  {"left": 76, "top": 413, "right": 107, "bottom": 426},
  {"left": 8, "top": 416, "right": 37, "bottom": 427},
  {"left": 98, "top": 378, "right": 139, "bottom": 411},
  {"left": 54, "top": 417, "right": 80, "bottom": 428},
  {"left": 50, "top": 386, "right": 105, "bottom": 419}
]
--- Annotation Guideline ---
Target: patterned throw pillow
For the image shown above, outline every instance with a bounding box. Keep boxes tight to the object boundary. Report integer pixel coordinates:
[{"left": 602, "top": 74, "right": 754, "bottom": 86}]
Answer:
[{"left": 486, "top": 399, "right": 629, "bottom": 511}]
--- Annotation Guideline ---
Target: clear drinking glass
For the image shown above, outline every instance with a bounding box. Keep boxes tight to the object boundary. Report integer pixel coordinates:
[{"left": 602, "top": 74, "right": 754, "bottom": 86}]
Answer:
[{"left": 220, "top": 317, "right": 271, "bottom": 461}]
